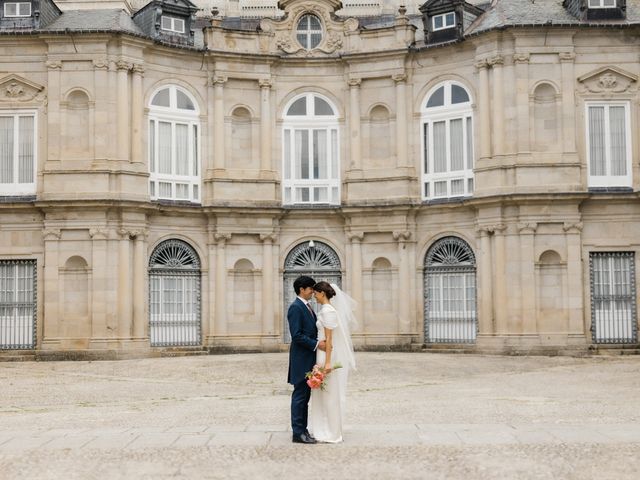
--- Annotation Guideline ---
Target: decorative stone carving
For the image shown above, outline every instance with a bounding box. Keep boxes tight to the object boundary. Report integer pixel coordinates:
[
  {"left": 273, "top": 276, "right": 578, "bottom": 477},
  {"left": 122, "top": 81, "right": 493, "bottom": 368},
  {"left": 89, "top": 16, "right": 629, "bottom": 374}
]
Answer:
[
  {"left": 115, "top": 60, "right": 133, "bottom": 72},
  {"left": 348, "top": 232, "right": 365, "bottom": 242},
  {"left": 563, "top": 222, "right": 583, "bottom": 233},
  {"left": 392, "top": 73, "right": 407, "bottom": 83},
  {"left": 89, "top": 228, "right": 109, "bottom": 240},
  {"left": 517, "top": 223, "right": 538, "bottom": 234},
  {"left": 513, "top": 53, "right": 530, "bottom": 64},
  {"left": 578, "top": 66, "right": 637, "bottom": 94},
  {"left": 258, "top": 78, "right": 273, "bottom": 89},
  {"left": 45, "top": 60, "right": 62, "bottom": 70},
  {"left": 259, "top": 233, "right": 278, "bottom": 243},
  {"left": 0, "top": 74, "right": 45, "bottom": 103},
  {"left": 92, "top": 59, "right": 109, "bottom": 70},
  {"left": 488, "top": 55, "right": 504, "bottom": 67},
  {"left": 392, "top": 230, "right": 411, "bottom": 241},
  {"left": 43, "top": 229, "right": 61, "bottom": 241}
]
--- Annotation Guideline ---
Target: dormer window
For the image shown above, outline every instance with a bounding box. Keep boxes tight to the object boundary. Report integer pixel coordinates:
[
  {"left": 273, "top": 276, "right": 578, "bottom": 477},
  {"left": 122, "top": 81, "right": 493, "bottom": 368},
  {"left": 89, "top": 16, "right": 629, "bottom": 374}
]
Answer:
[
  {"left": 161, "top": 15, "right": 185, "bottom": 34},
  {"left": 432, "top": 12, "right": 455, "bottom": 31},
  {"left": 296, "top": 14, "right": 323, "bottom": 50},
  {"left": 4, "top": 2, "right": 31, "bottom": 17},
  {"left": 588, "top": 0, "right": 616, "bottom": 7}
]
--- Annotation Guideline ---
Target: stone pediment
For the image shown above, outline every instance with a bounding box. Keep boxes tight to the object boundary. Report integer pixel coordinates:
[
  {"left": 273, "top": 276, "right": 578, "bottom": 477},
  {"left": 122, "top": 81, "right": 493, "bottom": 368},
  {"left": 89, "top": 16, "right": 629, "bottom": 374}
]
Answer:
[
  {"left": 577, "top": 66, "right": 638, "bottom": 94},
  {"left": 0, "top": 74, "right": 45, "bottom": 102},
  {"left": 260, "top": 0, "right": 359, "bottom": 56}
]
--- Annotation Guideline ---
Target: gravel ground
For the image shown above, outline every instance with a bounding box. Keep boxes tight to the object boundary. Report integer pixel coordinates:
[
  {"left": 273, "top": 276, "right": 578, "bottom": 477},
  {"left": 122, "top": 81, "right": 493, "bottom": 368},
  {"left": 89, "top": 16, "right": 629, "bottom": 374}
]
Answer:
[{"left": 0, "top": 352, "right": 639, "bottom": 479}]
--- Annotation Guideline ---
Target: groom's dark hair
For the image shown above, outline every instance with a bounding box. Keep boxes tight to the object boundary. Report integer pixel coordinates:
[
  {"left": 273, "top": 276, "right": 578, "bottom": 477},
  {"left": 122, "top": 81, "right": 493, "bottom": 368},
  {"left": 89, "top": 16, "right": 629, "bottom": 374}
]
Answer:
[{"left": 293, "top": 275, "right": 316, "bottom": 295}]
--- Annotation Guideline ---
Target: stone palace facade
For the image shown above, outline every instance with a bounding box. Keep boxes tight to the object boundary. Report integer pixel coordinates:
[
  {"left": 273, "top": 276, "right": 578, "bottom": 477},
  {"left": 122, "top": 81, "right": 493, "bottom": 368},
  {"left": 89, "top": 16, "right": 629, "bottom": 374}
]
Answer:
[{"left": 1, "top": 0, "right": 640, "bottom": 358}]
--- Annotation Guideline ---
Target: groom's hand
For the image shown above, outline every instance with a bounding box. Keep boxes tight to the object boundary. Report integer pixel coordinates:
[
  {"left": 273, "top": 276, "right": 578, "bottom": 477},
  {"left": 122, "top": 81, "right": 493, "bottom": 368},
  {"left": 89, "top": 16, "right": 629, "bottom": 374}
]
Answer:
[{"left": 317, "top": 340, "right": 326, "bottom": 351}]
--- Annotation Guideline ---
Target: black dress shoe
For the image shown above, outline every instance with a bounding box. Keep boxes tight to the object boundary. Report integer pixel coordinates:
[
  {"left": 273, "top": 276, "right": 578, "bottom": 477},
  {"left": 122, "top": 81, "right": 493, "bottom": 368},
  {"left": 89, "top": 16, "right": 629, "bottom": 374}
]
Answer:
[
  {"left": 292, "top": 433, "right": 317, "bottom": 444},
  {"left": 305, "top": 431, "right": 316, "bottom": 441}
]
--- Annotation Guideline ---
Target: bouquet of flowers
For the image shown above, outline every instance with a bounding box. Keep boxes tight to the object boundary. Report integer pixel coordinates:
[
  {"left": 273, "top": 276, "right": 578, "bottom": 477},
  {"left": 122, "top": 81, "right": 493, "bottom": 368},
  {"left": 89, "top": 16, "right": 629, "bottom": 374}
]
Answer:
[{"left": 305, "top": 363, "right": 342, "bottom": 390}]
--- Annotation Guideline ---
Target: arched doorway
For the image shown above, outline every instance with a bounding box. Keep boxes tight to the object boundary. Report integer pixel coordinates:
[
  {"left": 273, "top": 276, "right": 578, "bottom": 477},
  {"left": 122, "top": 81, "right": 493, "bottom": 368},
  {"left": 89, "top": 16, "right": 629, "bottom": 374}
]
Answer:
[
  {"left": 283, "top": 241, "right": 342, "bottom": 342},
  {"left": 424, "top": 236, "right": 477, "bottom": 343},
  {"left": 148, "top": 239, "right": 201, "bottom": 347}
]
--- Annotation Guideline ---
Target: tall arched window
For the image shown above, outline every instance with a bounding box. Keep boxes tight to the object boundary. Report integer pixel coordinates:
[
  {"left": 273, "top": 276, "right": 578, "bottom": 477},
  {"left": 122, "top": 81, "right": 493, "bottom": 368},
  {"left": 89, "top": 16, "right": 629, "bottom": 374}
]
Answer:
[
  {"left": 282, "top": 93, "right": 340, "bottom": 205},
  {"left": 148, "top": 86, "right": 200, "bottom": 203},
  {"left": 421, "top": 82, "right": 474, "bottom": 200}
]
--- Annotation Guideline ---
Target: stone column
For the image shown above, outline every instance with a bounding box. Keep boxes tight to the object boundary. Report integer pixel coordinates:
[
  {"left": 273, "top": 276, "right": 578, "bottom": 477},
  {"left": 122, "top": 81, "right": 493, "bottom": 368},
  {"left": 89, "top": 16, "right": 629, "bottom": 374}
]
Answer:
[
  {"left": 564, "top": 222, "right": 584, "bottom": 335},
  {"left": 207, "top": 226, "right": 217, "bottom": 338},
  {"left": 492, "top": 224, "right": 507, "bottom": 334},
  {"left": 43, "top": 229, "right": 61, "bottom": 340},
  {"left": 131, "top": 64, "right": 145, "bottom": 164},
  {"left": 393, "top": 231, "right": 412, "bottom": 335},
  {"left": 214, "top": 234, "right": 231, "bottom": 336},
  {"left": 117, "top": 229, "right": 133, "bottom": 339},
  {"left": 518, "top": 223, "right": 537, "bottom": 334},
  {"left": 513, "top": 53, "right": 531, "bottom": 153},
  {"left": 348, "top": 78, "right": 362, "bottom": 170},
  {"left": 348, "top": 232, "right": 364, "bottom": 314},
  {"left": 93, "top": 59, "right": 110, "bottom": 161},
  {"left": 116, "top": 60, "right": 132, "bottom": 162},
  {"left": 477, "top": 227, "right": 494, "bottom": 334},
  {"left": 46, "top": 60, "right": 63, "bottom": 161},
  {"left": 259, "top": 78, "right": 273, "bottom": 172},
  {"left": 132, "top": 230, "right": 147, "bottom": 339},
  {"left": 213, "top": 75, "right": 227, "bottom": 170},
  {"left": 489, "top": 55, "right": 505, "bottom": 157},
  {"left": 260, "top": 233, "right": 276, "bottom": 335},
  {"left": 559, "top": 52, "right": 577, "bottom": 154},
  {"left": 475, "top": 59, "right": 491, "bottom": 159},
  {"left": 393, "top": 73, "right": 408, "bottom": 168},
  {"left": 90, "top": 228, "right": 109, "bottom": 340}
]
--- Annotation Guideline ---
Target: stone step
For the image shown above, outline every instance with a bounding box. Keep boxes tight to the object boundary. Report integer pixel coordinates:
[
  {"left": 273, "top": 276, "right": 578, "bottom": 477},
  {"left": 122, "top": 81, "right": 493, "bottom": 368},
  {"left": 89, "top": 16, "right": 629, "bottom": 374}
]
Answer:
[{"left": 0, "top": 351, "right": 37, "bottom": 362}]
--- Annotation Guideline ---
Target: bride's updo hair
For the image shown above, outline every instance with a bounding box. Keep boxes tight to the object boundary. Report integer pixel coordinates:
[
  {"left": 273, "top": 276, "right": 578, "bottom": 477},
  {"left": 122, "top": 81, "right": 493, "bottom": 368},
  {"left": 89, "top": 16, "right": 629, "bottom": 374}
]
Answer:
[{"left": 313, "top": 281, "right": 336, "bottom": 299}]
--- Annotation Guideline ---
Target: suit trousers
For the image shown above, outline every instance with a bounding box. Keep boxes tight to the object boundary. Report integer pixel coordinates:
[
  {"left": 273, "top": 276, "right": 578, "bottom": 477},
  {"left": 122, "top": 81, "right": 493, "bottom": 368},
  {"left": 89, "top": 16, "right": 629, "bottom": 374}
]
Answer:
[{"left": 291, "top": 379, "right": 311, "bottom": 437}]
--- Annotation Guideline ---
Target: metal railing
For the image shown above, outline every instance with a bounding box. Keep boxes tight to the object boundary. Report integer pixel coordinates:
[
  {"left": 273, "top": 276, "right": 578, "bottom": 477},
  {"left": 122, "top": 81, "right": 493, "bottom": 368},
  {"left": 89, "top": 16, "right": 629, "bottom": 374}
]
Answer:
[{"left": 0, "top": 260, "right": 36, "bottom": 349}]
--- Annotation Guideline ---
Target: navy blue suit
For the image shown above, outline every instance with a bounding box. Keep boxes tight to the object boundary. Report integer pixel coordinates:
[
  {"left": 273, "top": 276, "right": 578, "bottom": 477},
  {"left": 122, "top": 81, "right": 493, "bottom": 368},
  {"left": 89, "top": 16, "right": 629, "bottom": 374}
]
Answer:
[{"left": 287, "top": 297, "right": 318, "bottom": 437}]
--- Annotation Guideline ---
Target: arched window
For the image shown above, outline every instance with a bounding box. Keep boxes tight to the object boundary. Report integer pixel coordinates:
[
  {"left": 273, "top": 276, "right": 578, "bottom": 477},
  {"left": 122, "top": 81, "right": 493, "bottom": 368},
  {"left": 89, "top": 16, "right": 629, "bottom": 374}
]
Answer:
[
  {"left": 282, "top": 93, "right": 340, "bottom": 205},
  {"left": 421, "top": 82, "right": 474, "bottom": 200},
  {"left": 296, "top": 14, "right": 323, "bottom": 50},
  {"left": 148, "top": 86, "right": 200, "bottom": 203},
  {"left": 424, "top": 236, "right": 477, "bottom": 343}
]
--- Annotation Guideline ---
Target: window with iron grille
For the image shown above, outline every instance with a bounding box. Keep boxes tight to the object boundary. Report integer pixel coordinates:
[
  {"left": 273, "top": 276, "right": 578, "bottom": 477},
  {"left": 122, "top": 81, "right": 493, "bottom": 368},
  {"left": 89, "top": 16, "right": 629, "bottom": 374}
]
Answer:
[
  {"left": 0, "top": 260, "right": 36, "bottom": 349},
  {"left": 0, "top": 112, "right": 36, "bottom": 196},
  {"left": 296, "top": 14, "right": 323, "bottom": 50},
  {"left": 589, "top": 252, "right": 637, "bottom": 344}
]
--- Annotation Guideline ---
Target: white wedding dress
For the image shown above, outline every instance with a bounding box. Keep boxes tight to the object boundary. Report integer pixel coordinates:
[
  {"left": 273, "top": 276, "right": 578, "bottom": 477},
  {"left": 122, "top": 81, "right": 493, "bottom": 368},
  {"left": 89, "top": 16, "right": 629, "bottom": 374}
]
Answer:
[{"left": 308, "top": 287, "right": 357, "bottom": 443}]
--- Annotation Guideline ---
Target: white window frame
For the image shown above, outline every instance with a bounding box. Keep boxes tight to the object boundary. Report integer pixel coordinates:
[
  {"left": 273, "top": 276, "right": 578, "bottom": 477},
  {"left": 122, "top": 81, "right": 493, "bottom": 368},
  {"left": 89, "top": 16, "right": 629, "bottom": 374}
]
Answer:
[
  {"left": 432, "top": 12, "right": 456, "bottom": 31},
  {"left": 282, "top": 93, "right": 340, "bottom": 206},
  {"left": 585, "top": 101, "right": 632, "bottom": 188},
  {"left": 160, "top": 15, "right": 185, "bottom": 33},
  {"left": 421, "top": 82, "right": 474, "bottom": 200},
  {"left": 588, "top": 0, "right": 616, "bottom": 8},
  {"left": 0, "top": 110, "right": 37, "bottom": 196},
  {"left": 148, "top": 86, "right": 200, "bottom": 203},
  {"left": 4, "top": 2, "right": 31, "bottom": 17},
  {"left": 296, "top": 14, "right": 323, "bottom": 50}
]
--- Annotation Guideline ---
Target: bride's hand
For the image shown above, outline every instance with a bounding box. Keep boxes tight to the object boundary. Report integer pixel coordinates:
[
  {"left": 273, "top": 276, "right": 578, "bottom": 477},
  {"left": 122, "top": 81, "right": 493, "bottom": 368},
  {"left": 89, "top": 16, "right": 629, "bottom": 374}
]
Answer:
[{"left": 323, "top": 365, "right": 332, "bottom": 374}]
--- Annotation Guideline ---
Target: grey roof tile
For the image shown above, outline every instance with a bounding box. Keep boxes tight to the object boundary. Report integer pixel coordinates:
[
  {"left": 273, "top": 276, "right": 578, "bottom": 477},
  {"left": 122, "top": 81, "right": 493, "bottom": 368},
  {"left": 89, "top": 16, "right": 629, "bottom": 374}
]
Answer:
[{"left": 42, "top": 9, "right": 145, "bottom": 34}]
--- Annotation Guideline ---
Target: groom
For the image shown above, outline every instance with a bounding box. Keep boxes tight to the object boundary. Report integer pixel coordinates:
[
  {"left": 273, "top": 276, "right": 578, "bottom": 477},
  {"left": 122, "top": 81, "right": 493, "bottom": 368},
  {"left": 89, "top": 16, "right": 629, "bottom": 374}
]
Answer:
[{"left": 287, "top": 275, "right": 325, "bottom": 444}]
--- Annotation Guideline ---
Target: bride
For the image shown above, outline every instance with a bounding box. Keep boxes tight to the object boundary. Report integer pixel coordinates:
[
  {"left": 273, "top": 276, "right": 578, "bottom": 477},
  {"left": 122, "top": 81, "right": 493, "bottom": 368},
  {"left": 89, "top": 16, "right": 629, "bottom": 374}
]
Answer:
[{"left": 308, "top": 281, "right": 357, "bottom": 443}]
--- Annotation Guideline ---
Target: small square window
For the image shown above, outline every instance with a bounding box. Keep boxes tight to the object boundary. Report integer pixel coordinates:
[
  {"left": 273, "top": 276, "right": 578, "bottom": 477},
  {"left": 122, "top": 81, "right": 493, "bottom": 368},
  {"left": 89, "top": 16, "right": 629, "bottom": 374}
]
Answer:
[
  {"left": 588, "top": 0, "right": 616, "bottom": 7},
  {"left": 4, "top": 2, "right": 31, "bottom": 17},
  {"left": 432, "top": 12, "right": 456, "bottom": 31},
  {"left": 161, "top": 15, "right": 185, "bottom": 34}
]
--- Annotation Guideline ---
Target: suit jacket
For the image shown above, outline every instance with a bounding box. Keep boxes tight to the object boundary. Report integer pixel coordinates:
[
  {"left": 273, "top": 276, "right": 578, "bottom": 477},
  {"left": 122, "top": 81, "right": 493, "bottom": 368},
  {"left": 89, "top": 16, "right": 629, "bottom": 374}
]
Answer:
[{"left": 287, "top": 297, "right": 318, "bottom": 385}]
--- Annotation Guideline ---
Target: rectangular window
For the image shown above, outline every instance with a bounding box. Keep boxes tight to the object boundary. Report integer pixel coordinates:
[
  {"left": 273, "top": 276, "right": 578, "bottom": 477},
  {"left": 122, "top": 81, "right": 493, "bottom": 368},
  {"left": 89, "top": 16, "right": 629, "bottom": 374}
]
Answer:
[
  {"left": 161, "top": 15, "right": 185, "bottom": 33},
  {"left": 432, "top": 12, "right": 456, "bottom": 31},
  {"left": 586, "top": 102, "right": 631, "bottom": 187},
  {"left": 283, "top": 127, "right": 340, "bottom": 206},
  {"left": 588, "top": 0, "right": 616, "bottom": 7},
  {"left": 4, "top": 2, "right": 31, "bottom": 17},
  {"left": 590, "top": 252, "right": 637, "bottom": 343},
  {"left": 0, "top": 112, "right": 36, "bottom": 196},
  {"left": 0, "top": 260, "right": 36, "bottom": 349}
]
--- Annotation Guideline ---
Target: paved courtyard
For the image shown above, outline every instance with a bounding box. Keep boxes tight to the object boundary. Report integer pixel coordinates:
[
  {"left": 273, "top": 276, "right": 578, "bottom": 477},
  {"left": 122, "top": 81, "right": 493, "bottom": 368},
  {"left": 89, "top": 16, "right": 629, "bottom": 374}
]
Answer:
[{"left": 0, "top": 352, "right": 639, "bottom": 479}]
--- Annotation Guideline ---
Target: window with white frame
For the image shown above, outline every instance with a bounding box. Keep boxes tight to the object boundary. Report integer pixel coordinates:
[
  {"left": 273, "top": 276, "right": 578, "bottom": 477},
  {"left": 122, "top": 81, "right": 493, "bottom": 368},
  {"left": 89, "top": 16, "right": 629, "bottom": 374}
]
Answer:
[
  {"left": 432, "top": 12, "right": 456, "bottom": 31},
  {"left": 588, "top": 0, "right": 616, "bottom": 8},
  {"left": 160, "top": 15, "right": 185, "bottom": 33},
  {"left": 0, "top": 112, "right": 36, "bottom": 196},
  {"left": 148, "top": 86, "right": 200, "bottom": 202},
  {"left": 421, "top": 82, "right": 474, "bottom": 200},
  {"left": 282, "top": 93, "right": 340, "bottom": 205},
  {"left": 586, "top": 102, "right": 631, "bottom": 188},
  {"left": 4, "top": 2, "right": 31, "bottom": 17},
  {"left": 296, "top": 14, "right": 323, "bottom": 50}
]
